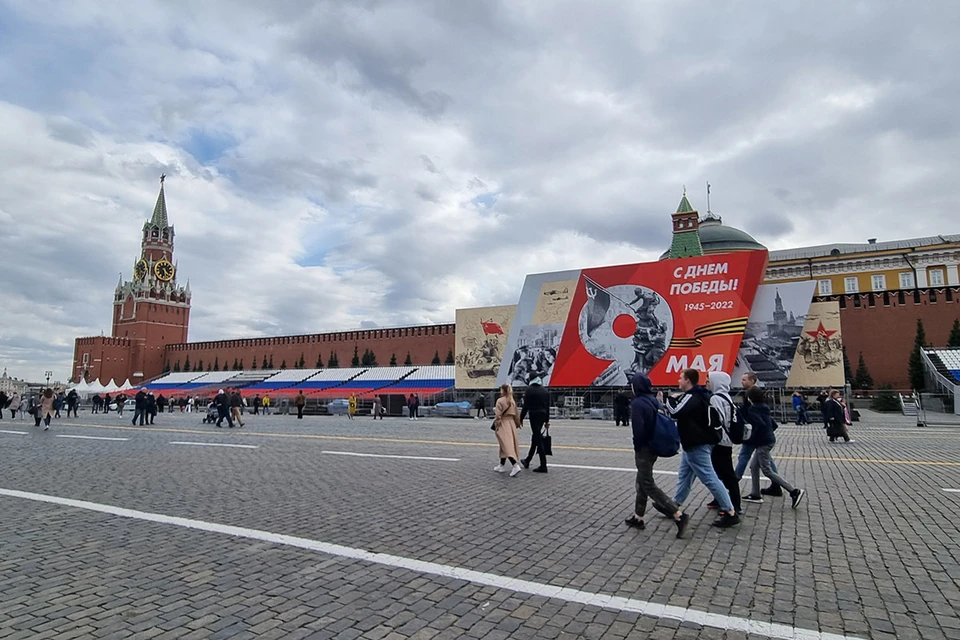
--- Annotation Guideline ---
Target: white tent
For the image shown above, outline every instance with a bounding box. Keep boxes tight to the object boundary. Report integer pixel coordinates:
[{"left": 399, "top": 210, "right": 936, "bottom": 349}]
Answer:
[
  {"left": 117, "top": 379, "right": 136, "bottom": 392},
  {"left": 69, "top": 379, "right": 89, "bottom": 394},
  {"left": 85, "top": 379, "right": 106, "bottom": 394},
  {"left": 101, "top": 379, "right": 120, "bottom": 393}
]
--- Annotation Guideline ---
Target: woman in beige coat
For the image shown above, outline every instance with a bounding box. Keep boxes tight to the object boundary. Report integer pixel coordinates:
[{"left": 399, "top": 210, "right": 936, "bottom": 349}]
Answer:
[
  {"left": 493, "top": 383, "right": 523, "bottom": 477},
  {"left": 40, "top": 388, "right": 56, "bottom": 431}
]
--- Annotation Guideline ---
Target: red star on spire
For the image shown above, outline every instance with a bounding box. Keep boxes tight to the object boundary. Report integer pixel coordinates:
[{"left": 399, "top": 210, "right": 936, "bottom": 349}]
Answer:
[{"left": 806, "top": 322, "right": 837, "bottom": 340}]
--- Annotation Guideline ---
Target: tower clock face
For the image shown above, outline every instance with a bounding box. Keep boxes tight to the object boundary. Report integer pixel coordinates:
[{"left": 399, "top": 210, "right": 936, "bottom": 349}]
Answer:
[
  {"left": 134, "top": 259, "right": 148, "bottom": 280},
  {"left": 154, "top": 259, "right": 175, "bottom": 282}
]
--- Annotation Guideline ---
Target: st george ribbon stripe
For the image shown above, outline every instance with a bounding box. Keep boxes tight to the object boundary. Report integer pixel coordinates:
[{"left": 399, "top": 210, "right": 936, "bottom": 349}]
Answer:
[
  {"left": 670, "top": 317, "right": 749, "bottom": 348},
  {"left": 0, "top": 487, "right": 863, "bottom": 640}
]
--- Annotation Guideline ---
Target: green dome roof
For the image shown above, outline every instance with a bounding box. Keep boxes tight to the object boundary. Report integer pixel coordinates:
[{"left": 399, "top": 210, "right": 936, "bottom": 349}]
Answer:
[{"left": 659, "top": 217, "right": 766, "bottom": 259}]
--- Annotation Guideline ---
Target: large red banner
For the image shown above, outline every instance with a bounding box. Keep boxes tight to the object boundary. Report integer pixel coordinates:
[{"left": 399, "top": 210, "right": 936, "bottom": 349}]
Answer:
[{"left": 548, "top": 250, "right": 768, "bottom": 386}]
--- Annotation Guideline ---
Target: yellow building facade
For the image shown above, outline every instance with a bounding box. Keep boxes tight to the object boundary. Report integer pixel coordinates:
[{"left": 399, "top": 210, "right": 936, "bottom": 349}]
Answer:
[{"left": 764, "top": 235, "right": 960, "bottom": 293}]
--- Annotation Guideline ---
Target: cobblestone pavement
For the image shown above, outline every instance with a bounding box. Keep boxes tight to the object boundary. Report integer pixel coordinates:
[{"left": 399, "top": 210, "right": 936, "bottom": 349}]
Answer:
[{"left": 0, "top": 408, "right": 958, "bottom": 639}]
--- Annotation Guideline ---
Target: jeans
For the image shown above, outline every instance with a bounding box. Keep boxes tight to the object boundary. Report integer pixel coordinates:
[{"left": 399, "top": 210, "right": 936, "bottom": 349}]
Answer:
[
  {"left": 296, "top": 405, "right": 304, "bottom": 419},
  {"left": 794, "top": 407, "right": 807, "bottom": 424},
  {"left": 132, "top": 409, "right": 145, "bottom": 426},
  {"left": 674, "top": 444, "right": 734, "bottom": 512},
  {"left": 736, "top": 444, "right": 779, "bottom": 479},
  {"left": 634, "top": 447, "right": 679, "bottom": 517},
  {"left": 750, "top": 444, "right": 795, "bottom": 494},
  {"left": 216, "top": 407, "right": 234, "bottom": 428},
  {"left": 711, "top": 445, "right": 741, "bottom": 512},
  {"left": 524, "top": 413, "right": 549, "bottom": 469}
]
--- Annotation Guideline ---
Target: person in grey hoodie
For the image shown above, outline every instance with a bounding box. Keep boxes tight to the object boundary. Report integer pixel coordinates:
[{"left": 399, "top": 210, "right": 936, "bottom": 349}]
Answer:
[
  {"left": 704, "top": 372, "right": 741, "bottom": 514},
  {"left": 624, "top": 373, "right": 690, "bottom": 538}
]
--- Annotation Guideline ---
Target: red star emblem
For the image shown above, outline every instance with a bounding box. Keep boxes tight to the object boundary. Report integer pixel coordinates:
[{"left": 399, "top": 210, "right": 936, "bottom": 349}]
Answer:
[{"left": 806, "top": 322, "right": 837, "bottom": 340}]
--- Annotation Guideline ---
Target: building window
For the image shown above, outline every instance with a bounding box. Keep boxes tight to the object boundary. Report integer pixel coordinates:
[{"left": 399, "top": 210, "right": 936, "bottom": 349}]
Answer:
[
  {"left": 930, "top": 269, "right": 944, "bottom": 286},
  {"left": 844, "top": 277, "right": 859, "bottom": 293},
  {"left": 818, "top": 279, "right": 832, "bottom": 296},
  {"left": 871, "top": 274, "right": 886, "bottom": 291}
]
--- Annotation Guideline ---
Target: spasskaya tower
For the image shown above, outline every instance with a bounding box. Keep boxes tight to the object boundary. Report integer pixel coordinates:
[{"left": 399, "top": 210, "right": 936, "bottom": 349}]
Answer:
[{"left": 72, "top": 177, "right": 191, "bottom": 384}]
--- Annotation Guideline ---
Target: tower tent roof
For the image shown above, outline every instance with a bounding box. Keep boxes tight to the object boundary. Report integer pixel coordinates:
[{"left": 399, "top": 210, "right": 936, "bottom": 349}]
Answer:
[{"left": 150, "top": 184, "right": 168, "bottom": 228}]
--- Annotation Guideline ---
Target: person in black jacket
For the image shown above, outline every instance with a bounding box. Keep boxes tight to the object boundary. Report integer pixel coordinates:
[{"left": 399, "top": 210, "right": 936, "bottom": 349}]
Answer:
[
  {"left": 624, "top": 373, "right": 689, "bottom": 538},
  {"left": 132, "top": 388, "right": 148, "bottom": 426},
  {"left": 613, "top": 388, "right": 631, "bottom": 426},
  {"left": 520, "top": 377, "right": 550, "bottom": 472},
  {"left": 661, "top": 368, "right": 739, "bottom": 528},
  {"left": 740, "top": 387, "right": 805, "bottom": 508},
  {"left": 823, "top": 389, "right": 851, "bottom": 442},
  {"left": 215, "top": 389, "right": 234, "bottom": 428},
  {"left": 146, "top": 392, "right": 157, "bottom": 425}
]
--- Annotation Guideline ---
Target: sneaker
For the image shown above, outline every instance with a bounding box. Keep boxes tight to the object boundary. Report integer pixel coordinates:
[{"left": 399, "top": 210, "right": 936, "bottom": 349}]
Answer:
[
  {"left": 760, "top": 486, "right": 783, "bottom": 497},
  {"left": 624, "top": 515, "right": 645, "bottom": 529},
  {"left": 712, "top": 512, "right": 741, "bottom": 528},
  {"left": 705, "top": 500, "right": 719, "bottom": 509},
  {"left": 43, "top": 426, "right": 49, "bottom": 431},
  {"left": 742, "top": 494, "right": 764, "bottom": 504},
  {"left": 790, "top": 489, "right": 805, "bottom": 509},
  {"left": 532, "top": 466, "right": 548, "bottom": 473},
  {"left": 509, "top": 464, "right": 522, "bottom": 477},
  {"left": 675, "top": 513, "right": 690, "bottom": 539},
  {"left": 493, "top": 464, "right": 505, "bottom": 473}
]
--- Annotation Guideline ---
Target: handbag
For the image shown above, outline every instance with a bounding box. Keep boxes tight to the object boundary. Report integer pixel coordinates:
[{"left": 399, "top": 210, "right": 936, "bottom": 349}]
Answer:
[
  {"left": 490, "top": 420, "right": 496, "bottom": 431},
  {"left": 542, "top": 425, "right": 553, "bottom": 456}
]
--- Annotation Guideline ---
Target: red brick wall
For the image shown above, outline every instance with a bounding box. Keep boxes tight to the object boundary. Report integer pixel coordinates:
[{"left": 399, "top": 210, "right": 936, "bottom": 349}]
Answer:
[
  {"left": 828, "top": 287, "right": 960, "bottom": 389},
  {"left": 72, "top": 336, "right": 133, "bottom": 384},
  {"left": 162, "top": 324, "right": 456, "bottom": 374}
]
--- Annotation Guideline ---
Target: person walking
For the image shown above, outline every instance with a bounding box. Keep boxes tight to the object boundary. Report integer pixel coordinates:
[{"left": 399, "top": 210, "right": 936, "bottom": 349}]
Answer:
[
  {"left": 624, "top": 373, "right": 690, "bottom": 538},
  {"left": 230, "top": 390, "right": 245, "bottom": 427},
  {"left": 824, "top": 389, "right": 852, "bottom": 443},
  {"left": 262, "top": 394, "right": 271, "bottom": 415},
  {"left": 53, "top": 393, "right": 63, "bottom": 419},
  {"left": 156, "top": 394, "right": 168, "bottom": 416},
  {"left": 66, "top": 389, "right": 80, "bottom": 417},
  {"left": 661, "top": 368, "right": 739, "bottom": 528},
  {"left": 520, "top": 376, "right": 550, "bottom": 473},
  {"left": 252, "top": 394, "right": 261, "bottom": 415},
  {"left": 407, "top": 393, "right": 420, "bottom": 420},
  {"left": 8, "top": 392, "right": 20, "bottom": 419},
  {"left": 475, "top": 394, "right": 487, "bottom": 419},
  {"left": 740, "top": 387, "right": 806, "bottom": 508},
  {"left": 493, "top": 384, "right": 523, "bottom": 477},
  {"left": 146, "top": 391, "right": 157, "bottom": 425},
  {"left": 39, "top": 388, "right": 56, "bottom": 431},
  {"left": 372, "top": 395, "right": 383, "bottom": 419},
  {"left": 817, "top": 389, "right": 830, "bottom": 429},
  {"left": 704, "top": 372, "right": 742, "bottom": 516},
  {"left": 348, "top": 394, "right": 358, "bottom": 420},
  {"left": 738, "top": 371, "right": 782, "bottom": 498},
  {"left": 613, "top": 388, "right": 631, "bottom": 426},
  {"left": 116, "top": 395, "right": 126, "bottom": 416},
  {"left": 18, "top": 395, "right": 28, "bottom": 420},
  {"left": 792, "top": 391, "right": 808, "bottom": 425},
  {"left": 295, "top": 391, "right": 306, "bottom": 419},
  {"left": 215, "top": 389, "right": 234, "bottom": 428},
  {"left": 132, "top": 388, "right": 147, "bottom": 426}
]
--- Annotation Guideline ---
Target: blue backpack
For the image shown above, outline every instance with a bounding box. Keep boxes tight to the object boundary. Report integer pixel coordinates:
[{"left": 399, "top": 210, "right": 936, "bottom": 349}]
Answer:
[{"left": 652, "top": 412, "right": 681, "bottom": 457}]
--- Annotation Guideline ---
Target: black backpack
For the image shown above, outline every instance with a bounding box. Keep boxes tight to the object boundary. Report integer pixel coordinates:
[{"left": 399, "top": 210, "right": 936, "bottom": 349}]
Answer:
[{"left": 713, "top": 393, "right": 750, "bottom": 444}]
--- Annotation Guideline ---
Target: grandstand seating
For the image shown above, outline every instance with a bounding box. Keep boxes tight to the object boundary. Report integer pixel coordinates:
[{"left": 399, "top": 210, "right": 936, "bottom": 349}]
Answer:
[
  {"left": 144, "top": 372, "right": 205, "bottom": 391},
  {"left": 242, "top": 369, "right": 323, "bottom": 395},
  {"left": 374, "top": 365, "right": 454, "bottom": 398},
  {"left": 927, "top": 348, "right": 960, "bottom": 383}
]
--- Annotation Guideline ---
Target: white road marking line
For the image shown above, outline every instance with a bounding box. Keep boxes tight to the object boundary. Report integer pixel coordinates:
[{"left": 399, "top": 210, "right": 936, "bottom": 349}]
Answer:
[
  {"left": 550, "top": 463, "right": 752, "bottom": 480},
  {"left": 170, "top": 441, "right": 258, "bottom": 449},
  {"left": 55, "top": 435, "right": 129, "bottom": 442},
  {"left": 0, "top": 490, "right": 864, "bottom": 640},
  {"left": 322, "top": 450, "right": 459, "bottom": 462},
  {"left": 0, "top": 429, "right": 28, "bottom": 435},
  {"left": 942, "top": 488, "right": 960, "bottom": 493}
]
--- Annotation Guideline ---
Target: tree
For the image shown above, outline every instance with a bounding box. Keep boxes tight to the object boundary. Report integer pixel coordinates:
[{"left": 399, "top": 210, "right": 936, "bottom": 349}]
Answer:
[
  {"left": 855, "top": 352, "right": 874, "bottom": 390},
  {"left": 842, "top": 347, "right": 854, "bottom": 387},
  {"left": 268, "top": 355, "right": 274, "bottom": 368},
  {"left": 444, "top": 349, "right": 455, "bottom": 365},
  {"left": 163, "top": 360, "right": 171, "bottom": 373},
  {"left": 183, "top": 355, "right": 191, "bottom": 372},
  {"left": 207, "top": 362, "right": 212, "bottom": 371},
  {"left": 232, "top": 358, "right": 239, "bottom": 371},
  {"left": 327, "top": 351, "right": 338, "bottom": 368},
  {"left": 908, "top": 318, "right": 927, "bottom": 391},
  {"left": 871, "top": 385, "right": 901, "bottom": 412},
  {"left": 251, "top": 356, "right": 257, "bottom": 370},
  {"left": 173, "top": 361, "right": 181, "bottom": 373},
  {"left": 239, "top": 359, "right": 244, "bottom": 370},
  {"left": 213, "top": 357, "right": 220, "bottom": 371},
  {"left": 431, "top": 350, "right": 441, "bottom": 365},
  {"left": 195, "top": 359, "right": 203, "bottom": 372},
  {"left": 280, "top": 359, "right": 287, "bottom": 369},
  {"left": 351, "top": 345, "right": 360, "bottom": 367},
  {"left": 316, "top": 352, "right": 324, "bottom": 368},
  {"left": 390, "top": 353, "right": 397, "bottom": 366},
  {"left": 404, "top": 352, "right": 413, "bottom": 366},
  {"left": 262, "top": 355, "right": 269, "bottom": 369},
  {"left": 949, "top": 318, "right": 960, "bottom": 348},
  {"left": 297, "top": 353, "right": 305, "bottom": 369},
  {"left": 368, "top": 350, "right": 377, "bottom": 366},
  {"left": 361, "top": 348, "right": 372, "bottom": 366}
]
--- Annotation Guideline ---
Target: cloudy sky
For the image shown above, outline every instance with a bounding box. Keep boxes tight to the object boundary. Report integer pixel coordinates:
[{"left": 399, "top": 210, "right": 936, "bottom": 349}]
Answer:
[{"left": 1, "top": 1, "right": 958, "bottom": 383}]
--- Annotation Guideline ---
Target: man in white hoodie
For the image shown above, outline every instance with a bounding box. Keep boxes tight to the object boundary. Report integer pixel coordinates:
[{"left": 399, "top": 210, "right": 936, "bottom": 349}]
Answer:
[{"left": 705, "top": 372, "right": 742, "bottom": 515}]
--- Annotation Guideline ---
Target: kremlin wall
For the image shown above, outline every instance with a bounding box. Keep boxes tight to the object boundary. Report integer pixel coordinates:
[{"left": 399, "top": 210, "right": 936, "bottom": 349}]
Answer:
[{"left": 73, "top": 183, "right": 960, "bottom": 390}]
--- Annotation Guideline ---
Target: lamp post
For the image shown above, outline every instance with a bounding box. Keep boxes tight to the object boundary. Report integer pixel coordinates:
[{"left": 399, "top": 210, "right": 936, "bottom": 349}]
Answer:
[{"left": 44, "top": 370, "right": 53, "bottom": 388}]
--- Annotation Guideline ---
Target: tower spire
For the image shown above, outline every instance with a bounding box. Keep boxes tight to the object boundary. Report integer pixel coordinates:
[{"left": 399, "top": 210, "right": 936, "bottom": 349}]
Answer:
[{"left": 150, "top": 175, "right": 169, "bottom": 228}]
